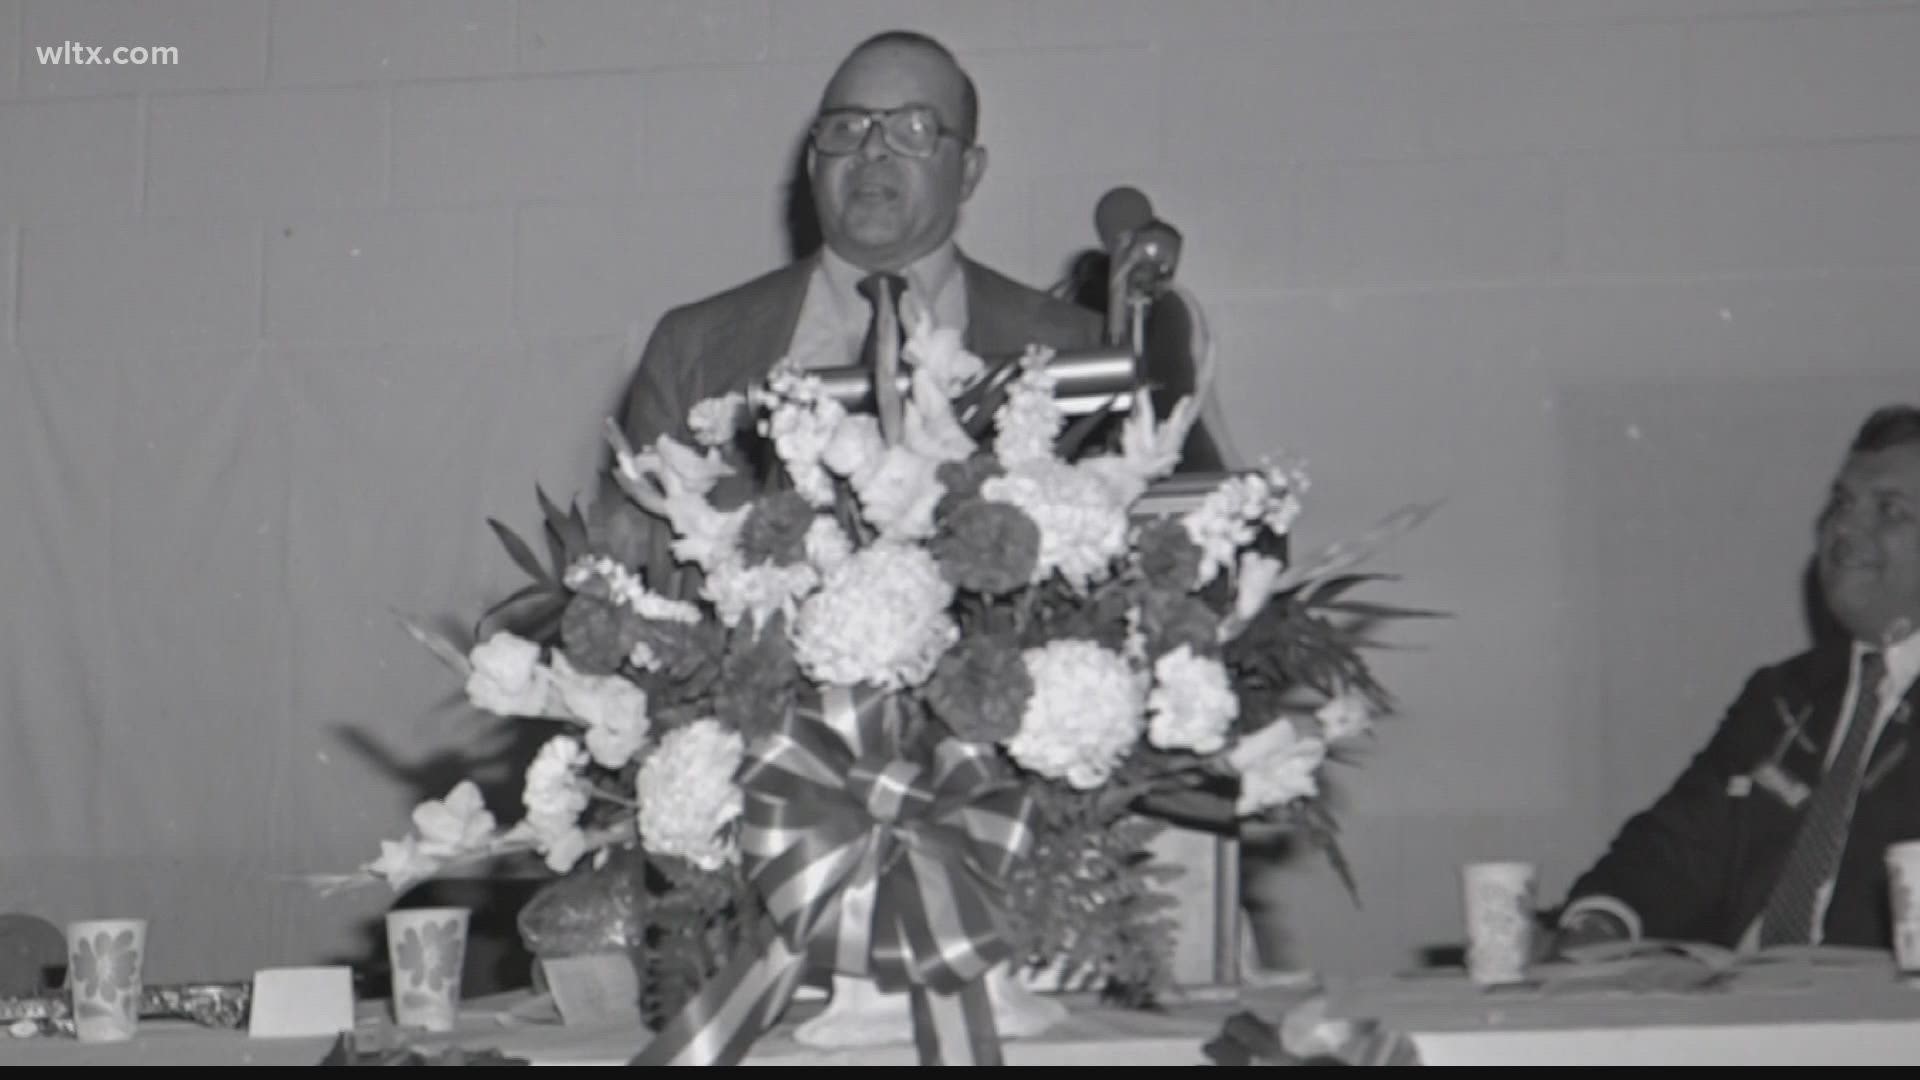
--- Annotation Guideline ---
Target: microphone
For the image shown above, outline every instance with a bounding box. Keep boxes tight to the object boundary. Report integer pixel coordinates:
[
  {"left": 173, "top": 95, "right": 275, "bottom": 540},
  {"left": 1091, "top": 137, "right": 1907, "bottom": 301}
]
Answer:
[
  {"left": 1095, "top": 186, "right": 1183, "bottom": 348},
  {"left": 1095, "top": 185, "right": 1182, "bottom": 288},
  {"left": 1095, "top": 186, "right": 1154, "bottom": 252}
]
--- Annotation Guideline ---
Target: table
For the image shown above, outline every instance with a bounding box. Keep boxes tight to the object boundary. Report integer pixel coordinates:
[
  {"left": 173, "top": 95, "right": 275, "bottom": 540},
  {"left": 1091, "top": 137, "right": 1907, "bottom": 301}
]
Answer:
[
  {"left": 1305, "top": 946, "right": 1920, "bottom": 1066},
  {"left": 16, "top": 951, "right": 1920, "bottom": 1066},
  {"left": 0, "top": 988, "right": 1253, "bottom": 1067}
]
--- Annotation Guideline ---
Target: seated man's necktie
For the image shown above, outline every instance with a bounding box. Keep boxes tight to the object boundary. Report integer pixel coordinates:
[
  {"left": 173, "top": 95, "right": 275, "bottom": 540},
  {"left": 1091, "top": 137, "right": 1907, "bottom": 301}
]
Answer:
[{"left": 1757, "top": 649, "right": 1886, "bottom": 946}]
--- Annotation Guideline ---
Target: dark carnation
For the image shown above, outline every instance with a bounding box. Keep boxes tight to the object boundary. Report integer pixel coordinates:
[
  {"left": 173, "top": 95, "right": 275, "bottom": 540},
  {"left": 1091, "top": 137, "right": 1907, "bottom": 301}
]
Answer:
[
  {"left": 935, "top": 457, "right": 1006, "bottom": 519},
  {"left": 1134, "top": 517, "right": 1204, "bottom": 593},
  {"left": 931, "top": 499, "right": 1039, "bottom": 595},
  {"left": 559, "top": 592, "right": 642, "bottom": 674},
  {"left": 713, "top": 616, "right": 799, "bottom": 742},
  {"left": 632, "top": 616, "right": 726, "bottom": 688},
  {"left": 1137, "top": 588, "right": 1223, "bottom": 662},
  {"left": 925, "top": 635, "right": 1031, "bottom": 743},
  {"left": 585, "top": 501, "right": 663, "bottom": 576},
  {"left": 737, "top": 490, "right": 814, "bottom": 567}
]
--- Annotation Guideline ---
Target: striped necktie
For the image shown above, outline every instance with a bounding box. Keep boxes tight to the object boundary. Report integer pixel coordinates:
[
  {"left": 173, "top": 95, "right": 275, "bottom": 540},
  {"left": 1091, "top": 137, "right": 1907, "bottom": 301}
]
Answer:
[
  {"left": 855, "top": 272, "right": 907, "bottom": 371},
  {"left": 1758, "top": 649, "right": 1886, "bottom": 946}
]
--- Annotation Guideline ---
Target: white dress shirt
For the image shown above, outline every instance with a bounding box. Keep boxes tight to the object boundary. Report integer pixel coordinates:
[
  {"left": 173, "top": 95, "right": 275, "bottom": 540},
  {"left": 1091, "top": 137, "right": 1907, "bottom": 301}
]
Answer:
[{"left": 785, "top": 241, "right": 969, "bottom": 371}]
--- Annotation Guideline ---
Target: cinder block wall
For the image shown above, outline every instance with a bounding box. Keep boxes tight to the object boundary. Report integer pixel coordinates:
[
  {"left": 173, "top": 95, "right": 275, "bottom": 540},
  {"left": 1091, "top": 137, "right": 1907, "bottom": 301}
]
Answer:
[{"left": 2, "top": 0, "right": 1917, "bottom": 983}]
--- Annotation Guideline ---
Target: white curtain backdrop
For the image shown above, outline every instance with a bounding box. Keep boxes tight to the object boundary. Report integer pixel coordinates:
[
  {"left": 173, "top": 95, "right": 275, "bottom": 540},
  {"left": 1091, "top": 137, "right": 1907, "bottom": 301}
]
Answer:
[{"left": 0, "top": 336, "right": 636, "bottom": 984}]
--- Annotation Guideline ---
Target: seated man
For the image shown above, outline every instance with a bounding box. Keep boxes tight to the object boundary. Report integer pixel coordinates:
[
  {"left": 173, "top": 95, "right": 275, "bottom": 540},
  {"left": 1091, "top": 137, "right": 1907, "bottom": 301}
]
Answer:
[{"left": 1555, "top": 404, "right": 1920, "bottom": 952}]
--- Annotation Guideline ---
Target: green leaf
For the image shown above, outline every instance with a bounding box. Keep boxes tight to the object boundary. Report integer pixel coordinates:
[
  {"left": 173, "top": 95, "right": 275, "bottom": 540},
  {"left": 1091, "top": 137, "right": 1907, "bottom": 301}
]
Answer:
[
  {"left": 950, "top": 352, "right": 1030, "bottom": 435},
  {"left": 489, "top": 517, "right": 553, "bottom": 586},
  {"left": 1315, "top": 599, "right": 1451, "bottom": 621},
  {"left": 474, "top": 584, "right": 568, "bottom": 644},
  {"left": 1301, "top": 571, "right": 1398, "bottom": 605},
  {"left": 535, "top": 486, "right": 574, "bottom": 578},
  {"left": 1273, "top": 500, "right": 1442, "bottom": 595},
  {"left": 395, "top": 611, "right": 473, "bottom": 676},
  {"left": 1055, "top": 393, "right": 1125, "bottom": 459},
  {"left": 1300, "top": 801, "right": 1362, "bottom": 906},
  {"left": 566, "top": 501, "right": 592, "bottom": 558},
  {"left": 536, "top": 485, "right": 593, "bottom": 574}
]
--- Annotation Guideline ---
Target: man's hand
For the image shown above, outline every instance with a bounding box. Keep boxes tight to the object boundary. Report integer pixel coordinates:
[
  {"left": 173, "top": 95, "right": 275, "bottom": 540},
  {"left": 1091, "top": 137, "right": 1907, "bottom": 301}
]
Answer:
[{"left": 1542, "top": 908, "right": 1633, "bottom": 960}]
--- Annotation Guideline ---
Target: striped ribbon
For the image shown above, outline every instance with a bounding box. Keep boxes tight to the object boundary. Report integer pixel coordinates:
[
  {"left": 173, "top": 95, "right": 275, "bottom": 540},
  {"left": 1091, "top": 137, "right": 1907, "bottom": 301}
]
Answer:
[{"left": 630, "top": 684, "right": 1038, "bottom": 1066}]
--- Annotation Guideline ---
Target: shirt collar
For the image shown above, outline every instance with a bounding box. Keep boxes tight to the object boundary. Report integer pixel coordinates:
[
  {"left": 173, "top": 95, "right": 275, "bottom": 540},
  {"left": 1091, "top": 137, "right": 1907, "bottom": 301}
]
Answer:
[
  {"left": 1859, "top": 623, "right": 1920, "bottom": 700},
  {"left": 817, "top": 240, "right": 962, "bottom": 317}
]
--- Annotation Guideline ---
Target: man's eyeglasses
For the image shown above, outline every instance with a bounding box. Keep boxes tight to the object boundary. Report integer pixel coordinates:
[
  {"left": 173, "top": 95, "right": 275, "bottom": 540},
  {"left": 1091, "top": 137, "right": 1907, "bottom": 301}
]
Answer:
[{"left": 809, "top": 105, "right": 966, "bottom": 159}]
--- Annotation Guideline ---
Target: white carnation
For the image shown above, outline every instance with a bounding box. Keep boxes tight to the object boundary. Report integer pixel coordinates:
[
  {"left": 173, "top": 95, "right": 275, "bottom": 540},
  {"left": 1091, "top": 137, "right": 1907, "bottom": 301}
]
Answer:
[
  {"left": 1146, "top": 646, "right": 1239, "bottom": 755},
  {"left": 792, "top": 542, "right": 958, "bottom": 690},
  {"left": 980, "top": 461, "right": 1131, "bottom": 591},
  {"left": 1006, "top": 640, "right": 1144, "bottom": 789},
  {"left": 637, "top": 720, "right": 745, "bottom": 872},
  {"left": 519, "top": 736, "right": 592, "bottom": 873},
  {"left": 549, "top": 653, "right": 651, "bottom": 770},
  {"left": 465, "top": 632, "right": 559, "bottom": 718}
]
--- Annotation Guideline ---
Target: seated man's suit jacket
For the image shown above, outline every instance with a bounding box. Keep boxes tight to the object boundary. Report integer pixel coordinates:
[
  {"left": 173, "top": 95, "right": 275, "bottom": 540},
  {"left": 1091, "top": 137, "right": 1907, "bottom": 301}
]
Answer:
[
  {"left": 594, "top": 251, "right": 1104, "bottom": 593},
  {"left": 1565, "top": 642, "right": 1920, "bottom": 949}
]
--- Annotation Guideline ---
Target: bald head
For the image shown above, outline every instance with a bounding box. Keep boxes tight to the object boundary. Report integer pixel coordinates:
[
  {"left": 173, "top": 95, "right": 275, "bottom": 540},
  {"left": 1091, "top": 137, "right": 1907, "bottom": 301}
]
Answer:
[
  {"left": 807, "top": 31, "right": 987, "bottom": 272},
  {"left": 822, "top": 31, "right": 977, "bottom": 145}
]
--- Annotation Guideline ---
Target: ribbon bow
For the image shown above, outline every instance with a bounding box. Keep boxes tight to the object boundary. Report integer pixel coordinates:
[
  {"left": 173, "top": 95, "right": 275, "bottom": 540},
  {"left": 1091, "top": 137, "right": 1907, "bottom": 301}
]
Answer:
[{"left": 631, "top": 685, "right": 1038, "bottom": 1066}]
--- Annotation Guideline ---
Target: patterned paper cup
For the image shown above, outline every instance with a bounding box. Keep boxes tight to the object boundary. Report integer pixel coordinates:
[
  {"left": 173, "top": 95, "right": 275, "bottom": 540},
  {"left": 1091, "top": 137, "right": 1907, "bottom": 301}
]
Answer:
[
  {"left": 66, "top": 918, "right": 148, "bottom": 1042},
  {"left": 1887, "top": 842, "right": 1920, "bottom": 979},
  {"left": 386, "top": 907, "right": 469, "bottom": 1032},
  {"left": 1461, "top": 861, "right": 1537, "bottom": 987}
]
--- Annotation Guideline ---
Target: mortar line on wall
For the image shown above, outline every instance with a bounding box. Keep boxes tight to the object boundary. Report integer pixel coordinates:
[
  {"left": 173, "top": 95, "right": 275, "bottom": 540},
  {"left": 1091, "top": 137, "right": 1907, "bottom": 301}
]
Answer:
[
  {"left": 262, "top": 0, "right": 276, "bottom": 86},
  {"left": 8, "top": 225, "right": 19, "bottom": 347},
  {"left": 380, "top": 84, "right": 393, "bottom": 206},
  {"left": 255, "top": 219, "right": 268, "bottom": 345},
  {"left": 134, "top": 92, "right": 148, "bottom": 215},
  {"left": 10, "top": 0, "right": 23, "bottom": 99},
  {"left": 510, "top": 0, "right": 523, "bottom": 74}
]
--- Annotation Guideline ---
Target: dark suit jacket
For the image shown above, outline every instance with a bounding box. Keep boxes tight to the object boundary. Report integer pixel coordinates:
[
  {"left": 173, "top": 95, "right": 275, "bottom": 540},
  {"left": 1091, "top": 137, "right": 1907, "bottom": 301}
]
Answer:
[
  {"left": 613, "top": 251, "right": 1104, "bottom": 453},
  {"left": 1564, "top": 642, "right": 1920, "bottom": 949},
  {"left": 592, "top": 251, "right": 1103, "bottom": 594}
]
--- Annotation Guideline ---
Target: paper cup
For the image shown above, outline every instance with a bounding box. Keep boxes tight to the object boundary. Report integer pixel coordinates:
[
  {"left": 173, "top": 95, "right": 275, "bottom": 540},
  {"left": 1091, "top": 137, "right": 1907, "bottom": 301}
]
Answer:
[
  {"left": 386, "top": 907, "right": 469, "bottom": 1032},
  {"left": 1461, "top": 861, "right": 1537, "bottom": 987},
  {"left": 1887, "top": 842, "right": 1920, "bottom": 978},
  {"left": 66, "top": 918, "right": 147, "bottom": 1042}
]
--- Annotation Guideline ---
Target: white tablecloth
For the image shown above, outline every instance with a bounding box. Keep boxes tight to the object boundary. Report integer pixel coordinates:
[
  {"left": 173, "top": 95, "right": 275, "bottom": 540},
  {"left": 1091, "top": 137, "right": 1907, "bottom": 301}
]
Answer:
[
  {"left": 1313, "top": 946, "right": 1920, "bottom": 1065},
  {"left": 0, "top": 989, "right": 1245, "bottom": 1067}
]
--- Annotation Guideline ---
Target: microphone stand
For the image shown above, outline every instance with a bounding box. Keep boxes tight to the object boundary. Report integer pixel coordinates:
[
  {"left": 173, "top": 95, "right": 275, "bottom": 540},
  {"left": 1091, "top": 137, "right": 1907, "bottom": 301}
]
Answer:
[{"left": 1106, "top": 229, "right": 1248, "bottom": 990}]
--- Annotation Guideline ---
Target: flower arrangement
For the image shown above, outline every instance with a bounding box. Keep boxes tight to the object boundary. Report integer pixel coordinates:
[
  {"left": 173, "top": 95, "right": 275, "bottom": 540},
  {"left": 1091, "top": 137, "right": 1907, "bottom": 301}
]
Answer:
[{"left": 332, "top": 297, "right": 1434, "bottom": 1064}]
